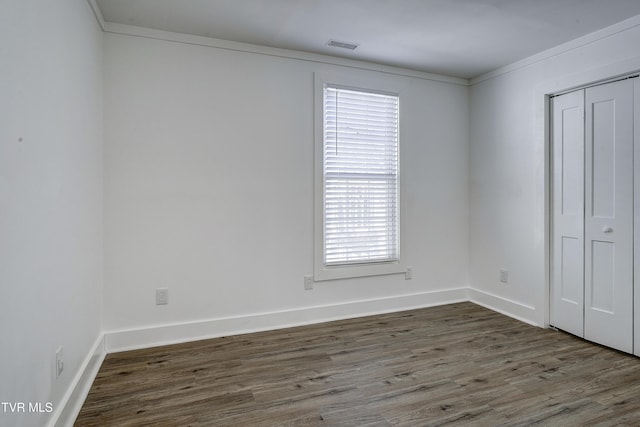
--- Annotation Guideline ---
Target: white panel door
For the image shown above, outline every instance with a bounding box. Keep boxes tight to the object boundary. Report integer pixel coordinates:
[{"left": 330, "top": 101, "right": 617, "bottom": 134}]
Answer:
[
  {"left": 551, "top": 90, "right": 585, "bottom": 337},
  {"left": 584, "top": 79, "right": 634, "bottom": 353}
]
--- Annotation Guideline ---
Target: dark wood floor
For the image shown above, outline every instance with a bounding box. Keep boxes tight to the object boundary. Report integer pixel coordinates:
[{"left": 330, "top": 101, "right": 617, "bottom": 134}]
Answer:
[{"left": 75, "top": 302, "right": 640, "bottom": 426}]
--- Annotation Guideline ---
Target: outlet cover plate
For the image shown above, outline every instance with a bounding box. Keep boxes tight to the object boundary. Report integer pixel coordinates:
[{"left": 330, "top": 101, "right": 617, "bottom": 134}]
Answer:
[
  {"left": 55, "top": 346, "right": 64, "bottom": 378},
  {"left": 499, "top": 269, "right": 509, "bottom": 284},
  {"left": 304, "top": 275, "right": 313, "bottom": 290},
  {"left": 156, "top": 288, "right": 169, "bottom": 305},
  {"left": 405, "top": 267, "right": 413, "bottom": 280}
]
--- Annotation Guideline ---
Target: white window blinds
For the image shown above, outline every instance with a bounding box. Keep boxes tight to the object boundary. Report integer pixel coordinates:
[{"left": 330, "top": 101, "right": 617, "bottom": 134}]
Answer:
[{"left": 323, "top": 85, "right": 399, "bottom": 266}]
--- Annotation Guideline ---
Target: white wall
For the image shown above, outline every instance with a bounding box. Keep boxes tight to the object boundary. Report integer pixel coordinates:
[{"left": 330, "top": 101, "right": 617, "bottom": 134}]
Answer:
[
  {"left": 469, "top": 17, "right": 640, "bottom": 326},
  {"left": 0, "top": 1, "right": 103, "bottom": 426},
  {"left": 103, "top": 32, "right": 469, "bottom": 344}
]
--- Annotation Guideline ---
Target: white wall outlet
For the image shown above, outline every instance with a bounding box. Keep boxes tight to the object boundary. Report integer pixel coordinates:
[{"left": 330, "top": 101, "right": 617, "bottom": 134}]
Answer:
[
  {"left": 55, "top": 346, "right": 64, "bottom": 378},
  {"left": 304, "top": 275, "right": 313, "bottom": 290},
  {"left": 156, "top": 287, "right": 169, "bottom": 305},
  {"left": 499, "top": 269, "right": 509, "bottom": 284},
  {"left": 405, "top": 266, "right": 413, "bottom": 280}
]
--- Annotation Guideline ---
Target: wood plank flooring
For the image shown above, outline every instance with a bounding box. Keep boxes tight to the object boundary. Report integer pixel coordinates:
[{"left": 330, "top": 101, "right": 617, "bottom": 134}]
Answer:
[{"left": 75, "top": 302, "right": 640, "bottom": 426}]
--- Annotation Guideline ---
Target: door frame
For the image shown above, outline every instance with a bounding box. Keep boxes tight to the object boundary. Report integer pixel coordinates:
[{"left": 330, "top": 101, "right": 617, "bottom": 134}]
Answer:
[{"left": 538, "top": 56, "right": 640, "bottom": 332}]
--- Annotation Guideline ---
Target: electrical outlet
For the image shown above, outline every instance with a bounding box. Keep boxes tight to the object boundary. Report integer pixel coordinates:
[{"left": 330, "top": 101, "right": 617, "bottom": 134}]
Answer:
[
  {"left": 304, "top": 275, "right": 313, "bottom": 290},
  {"left": 156, "top": 288, "right": 169, "bottom": 305},
  {"left": 55, "top": 346, "right": 64, "bottom": 378},
  {"left": 499, "top": 269, "right": 509, "bottom": 284},
  {"left": 405, "top": 267, "right": 413, "bottom": 280}
]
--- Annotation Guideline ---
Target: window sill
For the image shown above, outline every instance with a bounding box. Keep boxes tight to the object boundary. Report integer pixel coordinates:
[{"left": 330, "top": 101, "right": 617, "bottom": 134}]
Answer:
[{"left": 314, "top": 261, "right": 405, "bottom": 282}]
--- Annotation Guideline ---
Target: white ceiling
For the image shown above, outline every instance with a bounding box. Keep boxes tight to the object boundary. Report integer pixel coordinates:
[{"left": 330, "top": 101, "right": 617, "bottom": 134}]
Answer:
[{"left": 95, "top": 0, "right": 640, "bottom": 79}]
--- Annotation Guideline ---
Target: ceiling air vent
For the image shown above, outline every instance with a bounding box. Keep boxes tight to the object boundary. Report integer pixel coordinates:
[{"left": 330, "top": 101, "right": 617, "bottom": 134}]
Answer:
[{"left": 327, "top": 40, "right": 359, "bottom": 50}]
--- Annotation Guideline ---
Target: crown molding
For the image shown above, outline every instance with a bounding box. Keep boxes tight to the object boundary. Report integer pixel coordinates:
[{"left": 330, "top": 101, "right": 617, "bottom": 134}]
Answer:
[
  {"left": 85, "top": 2, "right": 640, "bottom": 88},
  {"left": 101, "top": 22, "right": 468, "bottom": 86},
  {"left": 85, "top": 0, "right": 467, "bottom": 86},
  {"left": 471, "top": 14, "right": 640, "bottom": 85},
  {"left": 86, "top": 0, "right": 105, "bottom": 31}
]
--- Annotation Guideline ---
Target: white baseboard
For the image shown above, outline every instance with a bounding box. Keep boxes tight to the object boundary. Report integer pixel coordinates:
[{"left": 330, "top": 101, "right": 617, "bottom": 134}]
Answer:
[
  {"left": 105, "top": 288, "right": 469, "bottom": 353},
  {"left": 468, "top": 288, "right": 541, "bottom": 327},
  {"left": 50, "top": 334, "right": 106, "bottom": 427},
  {"left": 55, "top": 287, "right": 545, "bottom": 425}
]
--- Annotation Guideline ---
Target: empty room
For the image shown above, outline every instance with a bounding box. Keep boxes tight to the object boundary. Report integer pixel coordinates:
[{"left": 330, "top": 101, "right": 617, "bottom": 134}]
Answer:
[{"left": 5, "top": 0, "right": 640, "bottom": 425}]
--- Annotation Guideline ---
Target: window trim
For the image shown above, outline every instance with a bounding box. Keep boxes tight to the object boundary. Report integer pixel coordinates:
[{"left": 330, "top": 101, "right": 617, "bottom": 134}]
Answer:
[{"left": 313, "top": 72, "right": 405, "bottom": 281}]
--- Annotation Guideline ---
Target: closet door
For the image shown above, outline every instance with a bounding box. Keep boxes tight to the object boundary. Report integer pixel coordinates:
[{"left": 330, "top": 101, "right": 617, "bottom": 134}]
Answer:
[
  {"left": 551, "top": 90, "right": 585, "bottom": 337},
  {"left": 584, "top": 79, "right": 634, "bottom": 353}
]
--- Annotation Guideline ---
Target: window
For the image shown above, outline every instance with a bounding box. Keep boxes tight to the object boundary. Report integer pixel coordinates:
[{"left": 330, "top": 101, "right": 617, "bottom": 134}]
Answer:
[{"left": 314, "top": 74, "right": 404, "bottom": 281}]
